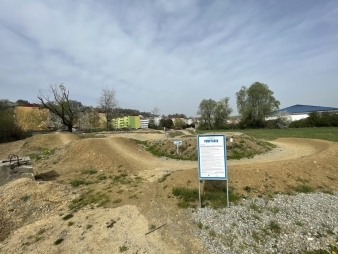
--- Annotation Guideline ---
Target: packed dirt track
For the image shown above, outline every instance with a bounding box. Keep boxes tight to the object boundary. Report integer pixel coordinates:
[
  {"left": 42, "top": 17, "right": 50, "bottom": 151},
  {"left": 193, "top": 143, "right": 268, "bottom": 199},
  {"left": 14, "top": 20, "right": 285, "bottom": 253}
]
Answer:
[{"left": 1, "top": 131, "right": 338, "bottom": 253}]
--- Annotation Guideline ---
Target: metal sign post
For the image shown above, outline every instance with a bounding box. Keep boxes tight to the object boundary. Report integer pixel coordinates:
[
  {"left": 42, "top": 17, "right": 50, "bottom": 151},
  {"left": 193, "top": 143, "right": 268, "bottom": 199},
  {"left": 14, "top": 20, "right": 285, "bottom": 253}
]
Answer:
[
  {"left": 173, "top": 140, "right": 182, "bottom": 154},
  {"left": 197, "top": 135, "right": 229, "bottom": 208}
]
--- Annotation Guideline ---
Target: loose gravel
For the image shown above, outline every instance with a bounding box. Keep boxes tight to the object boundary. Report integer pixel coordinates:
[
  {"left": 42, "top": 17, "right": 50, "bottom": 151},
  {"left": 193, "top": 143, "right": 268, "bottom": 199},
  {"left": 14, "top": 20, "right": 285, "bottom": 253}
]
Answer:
[{"left": 191, "top": 192, "right": 338, "bottom": 253}]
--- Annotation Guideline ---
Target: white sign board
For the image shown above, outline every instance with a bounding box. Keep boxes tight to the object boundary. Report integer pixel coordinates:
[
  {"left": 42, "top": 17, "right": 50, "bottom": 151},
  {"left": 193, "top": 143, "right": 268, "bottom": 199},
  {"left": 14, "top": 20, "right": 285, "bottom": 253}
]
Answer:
[
  {"left": 197, "top": 135, "right": 227, "bottom": 180},
  {"left": 173, "top": 140, "right": 182, "bottom": 145}
]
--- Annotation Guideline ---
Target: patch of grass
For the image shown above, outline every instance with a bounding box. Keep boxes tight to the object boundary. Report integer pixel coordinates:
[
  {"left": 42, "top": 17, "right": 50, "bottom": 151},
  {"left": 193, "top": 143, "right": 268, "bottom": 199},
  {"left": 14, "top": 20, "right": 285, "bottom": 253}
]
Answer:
[
  {"left": 269, "top": 206, "right": 280, "bottom": 214},
  {"left": 113, "top": 198, "right": 122, "bottom": 203},
  {"left": 252, "top": 230, "right": 261, "bottom": 243},
  {"left": 291, "top": 184, "right": 315, "bottom": 193},
  {"left": 62, "top": 214, "right": 73, "bottom": 220},
  {"left": 129, "top": 194, "right": 138, "bottom": 199},
  {"left": 172, "top": 186, "right": 241, "bottom": 208},
  {"left": 69, "top": 190, "right": 110, "bottom": 212},
  {"left": 168, "top": 131, "right": 184, "bottom": 138},
  {"left": 117, "top": 189, "right": 123, "bottom": 194},
  {"left": 119, "top": 245, "right": 128, "bottom": 252},
  {"left": 82, "top": 169, "right": 97, "bottom": 175},
  {"left": 244, "top": 186, "right": 252, "bottom": 193},
  {"left": 267, "top": 220, "right": 281, "bottom": 234},
  {"left": 86, "top": 224, "right": 93, "bottom": 229},
  {"left": 97, "top": 174, "right": 107, "bottom": 181},
  {"left": 149, "top": 224, "right": 156, "bottom": 230},
  {"left": 67, "top": 221, "right": 74, "bottom": 226},
  {"left": 249, "top": 202, "right": 261, "bottom": 213},
  {"left": 21, "top": 195, "right": 30, "bottom": 202},
  {"left": 209, "top": 230, "right": 216, "bottom": 237},
  {"left": 112, "top": 173, "right": 133, "bottom": 185},
  {"left": 158, "top": 173, "right": 171, "bottom": 183},
  {"left": 295, "top": 221, "right": 304, "bottom": 227},
  {"left": 54, "top": 238, "right": 64, "bottom": 245},
  {"left": 70, "top": 179, "right": 86, "bottom": 187},
  {"left": 197, "top": 221, "right": 203, "bottom": 229}
]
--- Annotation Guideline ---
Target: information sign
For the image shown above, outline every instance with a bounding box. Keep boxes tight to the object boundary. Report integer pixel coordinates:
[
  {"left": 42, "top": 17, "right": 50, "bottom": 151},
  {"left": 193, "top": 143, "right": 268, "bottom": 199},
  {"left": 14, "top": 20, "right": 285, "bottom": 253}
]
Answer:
[
  {"left": 173, "top": 140, "right": 182, "bottom": 145},
  {"left": 197, "top": 135, "right": 227, "bottom": 180}
]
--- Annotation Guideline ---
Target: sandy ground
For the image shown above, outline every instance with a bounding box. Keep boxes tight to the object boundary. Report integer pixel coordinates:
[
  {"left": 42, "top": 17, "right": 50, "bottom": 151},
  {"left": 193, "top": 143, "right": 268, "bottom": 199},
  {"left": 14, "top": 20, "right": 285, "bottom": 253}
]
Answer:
[{"left": 1, "top": 131, "right": 338, "bottom": 253}]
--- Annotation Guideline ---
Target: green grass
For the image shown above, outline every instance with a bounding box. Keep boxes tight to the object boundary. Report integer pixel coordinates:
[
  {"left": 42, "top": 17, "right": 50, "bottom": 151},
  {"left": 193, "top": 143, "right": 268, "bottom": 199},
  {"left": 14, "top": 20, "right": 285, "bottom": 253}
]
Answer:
[
  {"left": 168, "top": 131, "right": 184, "bottom": 138},
  {"left": 82, "top": 169, "right": 97, "bottom": 175},
  {"left": 54, "top": 238, "right": 64, "bottom": 245},
  {"left": 291, "top": 184, "right": 315, "bottom": 193},
  {"left": 69, "top": 190, "right": 110, "bottom": 211},
  {"left": 172, "top": 186, "right": 241, "bottom": 208},
  {"left": 62, "top": 214, "right": 73, "bottom": 220},
  {"left": 197, "top": 127, "right": 338, "bottom": 142}
]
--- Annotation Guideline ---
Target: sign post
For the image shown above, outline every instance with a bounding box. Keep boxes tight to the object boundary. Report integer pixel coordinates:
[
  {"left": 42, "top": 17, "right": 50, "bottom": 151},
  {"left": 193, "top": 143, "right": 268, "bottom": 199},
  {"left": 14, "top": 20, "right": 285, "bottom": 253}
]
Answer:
[
  {"left": 173, "top": 140, "right": 182, "bottom": 154},
  {"left": 197, "top": 134, "right": 229, "bottom": 208}
]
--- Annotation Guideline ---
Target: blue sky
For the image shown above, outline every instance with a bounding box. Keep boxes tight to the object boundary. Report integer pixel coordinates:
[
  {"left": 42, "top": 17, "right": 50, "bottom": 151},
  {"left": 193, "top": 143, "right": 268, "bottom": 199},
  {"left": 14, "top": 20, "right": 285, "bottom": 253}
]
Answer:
[{"left": 1, "top": 0, "right": 337, "bottom": 116}]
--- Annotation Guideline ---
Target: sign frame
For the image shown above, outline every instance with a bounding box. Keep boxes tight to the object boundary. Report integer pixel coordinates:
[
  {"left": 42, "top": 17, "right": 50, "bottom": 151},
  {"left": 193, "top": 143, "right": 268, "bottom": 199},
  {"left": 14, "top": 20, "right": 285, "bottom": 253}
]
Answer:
[
  {"left": 197, "top": 134, "right": 227, "bottom": 180},
  {"left": 197, "top": 134, "right": 229, "bottom": 208}
]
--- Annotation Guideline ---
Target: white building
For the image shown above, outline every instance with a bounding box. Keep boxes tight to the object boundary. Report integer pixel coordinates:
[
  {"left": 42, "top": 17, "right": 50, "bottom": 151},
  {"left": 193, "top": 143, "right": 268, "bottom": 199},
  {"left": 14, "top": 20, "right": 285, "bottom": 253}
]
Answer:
[{"left": 267, "top": 104, "right": 338, "bottom": 121}]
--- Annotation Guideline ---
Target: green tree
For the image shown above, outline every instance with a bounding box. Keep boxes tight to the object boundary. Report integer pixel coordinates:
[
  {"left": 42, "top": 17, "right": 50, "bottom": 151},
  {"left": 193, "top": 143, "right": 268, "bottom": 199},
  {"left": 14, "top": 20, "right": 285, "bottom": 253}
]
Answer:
[
  {"left": 159, "top": 118, "right": 173, "bottom": 129},
  {"left": 236, "top": 82, "right": 280, "bottom": 128},
  {"left": 174, "top": 118, "right": 186, "bottom": 129},
  {"left": 214, "top": 97, "right": 233, "bottom": 129},
  {"left": 197, "top": 99, "right": 217, "bottom": 129}
]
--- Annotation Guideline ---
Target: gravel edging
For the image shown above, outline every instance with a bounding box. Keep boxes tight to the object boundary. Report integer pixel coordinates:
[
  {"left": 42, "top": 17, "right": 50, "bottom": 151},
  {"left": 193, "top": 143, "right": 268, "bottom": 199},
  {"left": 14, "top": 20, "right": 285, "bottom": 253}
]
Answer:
[{"left": 191, "top": 192, "right": 338, "bottom": 253}]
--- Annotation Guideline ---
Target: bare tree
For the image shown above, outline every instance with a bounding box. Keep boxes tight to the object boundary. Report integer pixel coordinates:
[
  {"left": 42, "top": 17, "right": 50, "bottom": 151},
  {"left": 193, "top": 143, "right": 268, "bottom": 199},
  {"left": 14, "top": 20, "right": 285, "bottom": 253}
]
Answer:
[
  {"left": 98, "top": 86, "right": 118, "bottom": 131},
  {"left": 37, "top": 84, "right": 75, "bottom": 132}
]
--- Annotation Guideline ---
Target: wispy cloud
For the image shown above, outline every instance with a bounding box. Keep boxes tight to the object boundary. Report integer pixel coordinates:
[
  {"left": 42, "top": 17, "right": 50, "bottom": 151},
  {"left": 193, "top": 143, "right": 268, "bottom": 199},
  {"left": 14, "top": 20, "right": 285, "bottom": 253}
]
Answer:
[{"left": 0, "top": 0, "right": 337, "bottom": 115}]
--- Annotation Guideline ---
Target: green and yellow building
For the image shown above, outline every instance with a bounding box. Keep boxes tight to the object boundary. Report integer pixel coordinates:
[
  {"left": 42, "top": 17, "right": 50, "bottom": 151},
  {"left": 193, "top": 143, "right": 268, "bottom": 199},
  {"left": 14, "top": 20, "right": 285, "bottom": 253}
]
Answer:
[{"left": 112, "top": 115, "right": 140, "bottom": 129}]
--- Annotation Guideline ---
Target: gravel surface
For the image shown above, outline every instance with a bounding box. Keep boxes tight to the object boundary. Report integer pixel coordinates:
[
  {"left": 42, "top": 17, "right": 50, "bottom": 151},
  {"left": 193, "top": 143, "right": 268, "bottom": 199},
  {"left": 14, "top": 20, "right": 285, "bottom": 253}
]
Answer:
[{"left": 191, "top": 192, "right": 338, "bottom": 253}]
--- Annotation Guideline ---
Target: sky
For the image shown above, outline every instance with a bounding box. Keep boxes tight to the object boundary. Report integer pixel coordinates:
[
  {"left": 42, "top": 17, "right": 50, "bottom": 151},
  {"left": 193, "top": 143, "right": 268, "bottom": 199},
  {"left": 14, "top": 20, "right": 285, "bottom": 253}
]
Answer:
[{"left": 1, "top": 0, "right": 337, "bottom": 116}]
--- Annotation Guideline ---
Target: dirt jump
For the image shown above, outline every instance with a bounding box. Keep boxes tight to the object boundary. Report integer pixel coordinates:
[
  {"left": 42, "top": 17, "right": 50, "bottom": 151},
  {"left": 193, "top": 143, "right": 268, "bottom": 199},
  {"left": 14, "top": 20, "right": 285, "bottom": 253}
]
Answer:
[{"left": 1, "top": 131, "right": 338, "bottom": 253}]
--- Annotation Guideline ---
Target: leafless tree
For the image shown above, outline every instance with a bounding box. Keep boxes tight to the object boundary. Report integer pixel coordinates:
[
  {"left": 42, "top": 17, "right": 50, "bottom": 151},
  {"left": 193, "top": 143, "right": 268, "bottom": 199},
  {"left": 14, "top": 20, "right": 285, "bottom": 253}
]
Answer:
[
  {"left": 37, "top": 84, "right": 75, "bottom": 132},
  {"left": 98, "top": 86, "right": 118, "bottom": 131}
]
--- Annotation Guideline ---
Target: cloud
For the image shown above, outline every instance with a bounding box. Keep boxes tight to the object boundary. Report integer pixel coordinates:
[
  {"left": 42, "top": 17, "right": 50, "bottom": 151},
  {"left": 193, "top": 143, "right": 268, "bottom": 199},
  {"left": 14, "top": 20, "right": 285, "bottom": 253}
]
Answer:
[{"left": 0, "top": 0, "right": 337, "bottom": 115}]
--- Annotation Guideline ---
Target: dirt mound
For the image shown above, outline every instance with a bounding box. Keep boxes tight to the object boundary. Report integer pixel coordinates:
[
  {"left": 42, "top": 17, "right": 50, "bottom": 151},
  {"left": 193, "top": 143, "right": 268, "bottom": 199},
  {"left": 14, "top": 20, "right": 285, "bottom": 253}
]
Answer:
[
  {"left": 0, "top": 178, "right": 172, "bottom": 254},
  {"left": 23, "top": 132, "right": 79, "bottom": 151},
  {"left": 141, "top": 134, "right": 276, "bottom": 160},
  {"left": 0, "top": 178, "right": 74, "bottom": 241}
]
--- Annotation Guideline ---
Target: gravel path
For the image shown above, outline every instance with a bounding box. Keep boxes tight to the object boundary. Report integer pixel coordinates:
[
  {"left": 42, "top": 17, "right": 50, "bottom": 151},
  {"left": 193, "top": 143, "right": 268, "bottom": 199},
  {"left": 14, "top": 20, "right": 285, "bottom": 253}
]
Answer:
[{"left": 191, "top": 192, "right": 338, "bottom": 253}]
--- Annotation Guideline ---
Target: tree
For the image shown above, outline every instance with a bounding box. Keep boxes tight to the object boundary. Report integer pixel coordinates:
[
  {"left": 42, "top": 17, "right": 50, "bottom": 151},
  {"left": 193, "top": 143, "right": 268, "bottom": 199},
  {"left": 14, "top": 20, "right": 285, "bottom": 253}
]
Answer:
[
  {"left": 174, "top": 118, "right": 186, "bottom": 129},
  {"left": 98, "top": 86, "right": 118, "bottom": 131},
  {"left": 197, "top": 99, "right": 217, "bottom": 129},
  {"left": 214, "top": 97, "right": 233, "bottom": 129},
  {"left": 236, "top": 82, "right": 280, "bottom": 128},
  {"left": 275, "top": 111, "right": 292, "bottom": 129},
  {"left": 38, "top": 84, "right": 78, "bottom": 132},
  {"left": 159, "top": 118, "right": 174, "bottom": 129},
  {"left": 149, "top": 107, "right": 160, "bottom": 129}
]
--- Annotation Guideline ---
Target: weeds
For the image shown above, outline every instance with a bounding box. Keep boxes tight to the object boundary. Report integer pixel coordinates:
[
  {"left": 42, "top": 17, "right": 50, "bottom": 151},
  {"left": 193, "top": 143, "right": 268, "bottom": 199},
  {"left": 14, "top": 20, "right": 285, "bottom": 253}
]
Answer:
[
  {"left": 158, "top": 173, "right": 171, "bottom": 183},
  {"left": 172, "top": 186, "right": 241, "bottom": 208},
  {"left": 62, "top": 214, "right": 73, "bottom": 220},
  {"left": 21, "top": 195, "right": 30, "bottom": 202},
  {"left": 291, "top": 184, "right": 315, "bottom": 193},
  {"left": 69, "top": 190, "right": 109, "bottom": 211},
  {"left": 119, "top": 245, "right": 128, "bottom": 252},
  {"left": 82, "top": 169, "right": 97, "bottom": 175},
  {"left": 54, "top": 238, "right": 64, "bottom": 245}
]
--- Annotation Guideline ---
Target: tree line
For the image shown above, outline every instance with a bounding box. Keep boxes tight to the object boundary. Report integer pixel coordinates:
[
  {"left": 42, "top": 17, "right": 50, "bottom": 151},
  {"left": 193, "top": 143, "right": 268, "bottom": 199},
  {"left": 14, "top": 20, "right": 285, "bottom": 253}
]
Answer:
[{"left": 197, "top": 82, "right": 280, "bottom": 129}]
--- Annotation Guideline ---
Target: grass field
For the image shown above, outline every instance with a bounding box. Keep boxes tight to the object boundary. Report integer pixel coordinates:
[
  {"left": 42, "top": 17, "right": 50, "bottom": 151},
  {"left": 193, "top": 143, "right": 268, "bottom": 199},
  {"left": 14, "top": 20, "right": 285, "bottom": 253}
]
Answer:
[{"left": 196, "top": 127, "right": 338, "bottom": 142}]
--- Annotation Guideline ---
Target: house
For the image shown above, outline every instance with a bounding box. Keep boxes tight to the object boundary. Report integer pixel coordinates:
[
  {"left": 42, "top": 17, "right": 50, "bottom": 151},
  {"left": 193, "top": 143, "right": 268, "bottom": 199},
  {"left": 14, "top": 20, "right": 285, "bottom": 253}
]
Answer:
[
  {"left": 268, "top": 104, "right": 338, "bottom": 121},
  {"left": 14, "top": 104, "right": 49, "bottom": 131}
]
